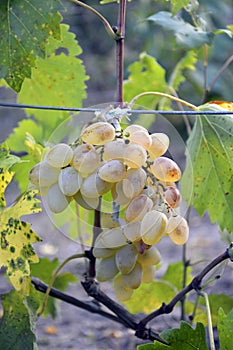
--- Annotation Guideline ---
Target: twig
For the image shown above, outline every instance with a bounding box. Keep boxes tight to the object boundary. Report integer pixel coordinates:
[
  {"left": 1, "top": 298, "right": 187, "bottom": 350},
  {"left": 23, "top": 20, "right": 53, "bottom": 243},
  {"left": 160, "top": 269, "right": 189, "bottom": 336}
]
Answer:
[{"left": 208, "top": 54, "right": 233, "bottom": 94}]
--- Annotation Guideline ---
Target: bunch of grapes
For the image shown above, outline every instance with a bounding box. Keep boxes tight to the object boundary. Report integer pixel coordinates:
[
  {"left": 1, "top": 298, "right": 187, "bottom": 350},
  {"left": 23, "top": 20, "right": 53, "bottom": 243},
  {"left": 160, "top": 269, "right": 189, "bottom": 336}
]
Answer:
[{"left": 29, "top": 119, "right": 189, "bottom": 301}]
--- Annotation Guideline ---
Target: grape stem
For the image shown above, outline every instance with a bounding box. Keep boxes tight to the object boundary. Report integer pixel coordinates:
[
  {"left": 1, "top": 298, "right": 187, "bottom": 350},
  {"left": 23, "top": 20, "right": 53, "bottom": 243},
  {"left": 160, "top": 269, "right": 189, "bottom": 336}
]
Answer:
[
  {"left": 128, "top": 91, "right": 198, "bottom": 111},
  {"left": 32, "top": 244, "right": 233, "bottom": 345}
]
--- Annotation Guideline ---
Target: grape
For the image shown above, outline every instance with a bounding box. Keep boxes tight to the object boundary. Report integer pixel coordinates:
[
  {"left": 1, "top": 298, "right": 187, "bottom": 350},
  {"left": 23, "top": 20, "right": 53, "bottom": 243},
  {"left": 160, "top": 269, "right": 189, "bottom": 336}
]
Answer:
[
  {"left": 93, "top": 244, "right": 116, "bottom": 259},
  {"left": 112, "top": 182, "right": 131, "bottom": 206},
  {"left": 71, "top": 144, "right": 101, "bottom": 177},
  {"left": 122, "top": 262, "right": 142, "bottom": 289},
  {"left": 103, "top": 139, "right": 126, "bottom": 162},
  {"left": 123, "top": 124, "right": 147, "bottom": 135},
  {"left": 96, "top": 256, "right": 119, "bottom": 282},
  {"left": 80, "top": 172, "right": 113, "bottom": 198},
  {"left": 29, "top": 161, "right": 60, "bottom": 188},
  {"left": 164, "top": 186, "right": 181, "bottom": 208},
  {"left": 167, "top": 215, "right": 189, "bottom": 245},
  {"left": 115, "top": 244, "right": 138, "bottom": 274},
  {"left": 140, "top": 210, "right": 168, "bottom": 245},
  {"left": 45, "top": 143, "right": 73, "bottom": 168},
  {"left": 137, "top": 246, "right": 161, "bottom": 267},
  {"left": 122, "top": 168, "right": 147, "bottom": 199},
  {"left": 125, "top": 130, "right": 152, "bottom": 150},
  {"left": 98, "top": 160, "right": 126, "bottom": 183},
  {"left": 124, "top": 143, "right": 147, "bottom": 168},
  {"left": 150, "top": 157, "right": 181, "bottom": 182},
  {"left": 101, "top": 213, "right": 121, "bottom": 230},
  {"left": 123, "top": 221, "right": 141, "bottom": 242},
  {"left": 148, "top": 133, "right": 169, "bottom": 159},
  {"left": 99, "top": 227, "right": 127, "bottom": 248},
  {"left": 142, "top": 265, "right": 155, "bottom": 283},
  {"left": 125, "top": 194, "right": 153, "bottom": 222},
  {"left": 113, "top": 275, "right": 134, "bottom": 301},
  {"left": 47, "top": 183, "right": 70, "bottom": 213},
  {"left": 81, "top": 122, "right": 115, "bottom": 145},
  {"left": 58, "top": 167, "right": 83, "bottom": 196},
  {"left": 73, "top": 191, "right": 99, "bottom": 210}
]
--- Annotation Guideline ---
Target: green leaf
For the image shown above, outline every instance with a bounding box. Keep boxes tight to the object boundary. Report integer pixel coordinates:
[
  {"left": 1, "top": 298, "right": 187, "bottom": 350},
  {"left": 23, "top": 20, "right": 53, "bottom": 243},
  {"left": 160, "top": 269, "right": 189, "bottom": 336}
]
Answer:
[
  {"left": 18, "top": 24, "right": 88, "bottom": 140},
  {"left": 123, "top": 281, "right": 176, "bottom": 314},
  {"left": 0, "top": 0, "right": 63, "bottom": 92},
  {"left": 169, "top": 51, "right": 197, "bottom": 91},
  {"left": 181, "top": 104, "right": 233, "bottom": 233},
  {"left": 138, "top": 322, "right": 208, "bottom": 349},
  {"left": 0, "top": 171, "right": 41, "bottom": 292},
  {"left": 218, "top": 307, "right": 233, "bottom": 350},
  {"left": 0, "top": 290, "right": 37, "bottom": 350},
  {"left": 148, "top": 12, "right": 214, "bottom": 49},
  {"left": 124, "top": 53, "right": 168, "bottom": 109},
  {"left": 0, "top": 147, "right": 21, "bottom": 171},
  {"left": 162, "top": 262, "right": 193, "bottom": 292},
  {"left": 31, "top": 258, "right": 77, "bottom": 318},
  {"left": 171, "top": 0, "right": 190, "bottom": 15}
]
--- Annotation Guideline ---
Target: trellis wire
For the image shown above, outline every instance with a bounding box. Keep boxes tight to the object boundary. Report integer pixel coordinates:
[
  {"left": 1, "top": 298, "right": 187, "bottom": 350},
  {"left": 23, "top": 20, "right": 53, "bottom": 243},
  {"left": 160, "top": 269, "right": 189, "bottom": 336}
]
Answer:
[{"left": 0, "top": 101, "right": 233, "bottom": 115}]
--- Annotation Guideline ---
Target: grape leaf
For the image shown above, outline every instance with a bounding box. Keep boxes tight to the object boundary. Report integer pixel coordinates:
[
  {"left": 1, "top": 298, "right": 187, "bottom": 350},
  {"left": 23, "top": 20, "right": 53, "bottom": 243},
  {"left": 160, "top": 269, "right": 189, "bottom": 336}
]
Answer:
[
  {"left": 138, "top": 322, "right": 208, "bottom": 349},
  {"left": 162, "top": 262, "right": 193, "bottom": 292},
  {"left": 123, "top": 281, "right": 176, "bottom": 314},
  {"left": 181, "top": 104, "right": 233, "bottom": 233},
  {"left": 218, "top": 307, "right": 233, "bottom": 350},
  {"left": 0, "top": 290, "right": 37, "bottom": 350},
  {"left": 31, "top": 258, "right": 77, "bottom": 318},
  {"left": 124, "top": 53, "right": 168, "bottom": 109},
  {"left": 171, "top": 0, "right": 190, "bottom": 15},
  {"left": 0, "top": 146, "right": 20, "bottom": 171},
  {"left": 0, "top": 0, "right": 63, "bottom": 92},
  {"left": 18, "top": 24, "right": 88, "bottom": 140},
  {"left": 0, "top": 170, "right": 41, "bottom": 293},
  {"left": 169, "top": 51, "right": 197, "bottom": 91},
  {"left": 148, "top": 12, "right": 214, "bottom": 49}
]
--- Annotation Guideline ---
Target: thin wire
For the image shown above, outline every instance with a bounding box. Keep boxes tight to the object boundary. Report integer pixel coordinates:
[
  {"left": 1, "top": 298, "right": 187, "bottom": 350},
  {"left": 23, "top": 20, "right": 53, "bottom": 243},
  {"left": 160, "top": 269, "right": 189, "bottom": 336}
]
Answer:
[{"left": 0, "top": 101, "right": 233, "bottom": 115}]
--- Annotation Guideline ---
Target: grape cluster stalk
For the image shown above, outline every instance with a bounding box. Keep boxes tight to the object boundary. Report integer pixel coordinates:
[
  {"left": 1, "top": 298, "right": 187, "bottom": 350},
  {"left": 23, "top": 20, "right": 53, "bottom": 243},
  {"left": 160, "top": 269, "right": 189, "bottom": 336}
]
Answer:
[{"left": 29, "top": 118, "right": 189, "bottom": 300}]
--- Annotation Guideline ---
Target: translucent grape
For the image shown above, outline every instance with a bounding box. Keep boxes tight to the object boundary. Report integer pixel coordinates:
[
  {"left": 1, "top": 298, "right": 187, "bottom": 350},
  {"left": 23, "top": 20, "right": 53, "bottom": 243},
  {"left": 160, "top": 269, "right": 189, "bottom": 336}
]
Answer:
[
  {"left": 140, "top": 210, "right": 168, "bottom": 245},
  {"left": 103, "top": 139, "right": 126, "bottom": 162},
  {"left": 112, "top": 182, "right": 131, "bottom": 206},
  {"left": 58, "top": 167, "right": 83, "bottom": 196},
  {"left": 47, "top": 183, "right": 70, "bottom": 213},
  {"left": 122, "top": 168, "right": 147, "bottom": 199},
  {"left": 148, "top": 133, "right": 169, "bottom": 159},
  {"left": 164, "top": 186, "right": 181, "bottom": 208},
  {"left": 115, "top": 244, "right": 138, "bottom": 274},
  {"left": 167, "top": 215, "right": 189, "bottom": 245},
  {"left": 125, "top": 194, "right": 153, "bottom": 222},
  {"left": 113, "top": 275, "right": 134, "bottom": 301},
  {"left": 81, "top": 122, "right": 115, "bottom": 145},
  {"left": 137, "top": 246, "right": 161, "bottom": 267},
  {"left": 150, "top": 157, "right": 181, "bottom": 182},
  {"left": 125, "top": 130, "right": 152, "bottom": 150},
  {"left": 122, "top": 262, "right": 142, "bottom": 289},
  {"left": 96, "top": 256, "right": 119, "bottom": 282},
  {"left": 73, "top": 191, "right": 99, "bottom": 210},
  {"left": 99, "top": 227, "right": 127, "bottom": 249},
  {"left": 124, "top": 143, "right": 147, "bottom": 169},
  {"left": 142, "top": 266, "right": 155, "bottom": 283},
  {"left": 98, "top": 160, "right": 126, "bottom": 183},
  {"left": 80, "top": 172, "right": 113, "bottom": 198},
  {"left": 123, "top": 221, "right": 141, "bottom": 242},
  {"left": 45, "top": 143, "right": 73, "bottom": 168},
  {"left": 123, "top": 124, "right": 147, "bottom": 135},
  {"left": 71, "top": 144, "right": 101, "bottom": 177},
  {"left": 29, "top": 161, "right": 60, "bottom": 188}
]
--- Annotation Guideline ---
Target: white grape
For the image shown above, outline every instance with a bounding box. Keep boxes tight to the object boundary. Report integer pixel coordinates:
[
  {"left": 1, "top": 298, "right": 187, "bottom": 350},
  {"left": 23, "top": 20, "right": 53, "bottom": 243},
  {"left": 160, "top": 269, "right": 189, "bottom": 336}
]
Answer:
[
  {"left": 137, "top": 246, "right": 161, "bottom": 267},
  {"left": 80, "top": 172, "right": 113, "bottom": 198},
  {"left": 142, "top": 265, "right": 155, "bottom": 283},
  {"left": 112, "top": 182, "right": 131, "bottom": 206},
  {"left": 96, "top": 256, "right": 119, "bottom": 282},
  {"left": 140, "top": 210, "right": 168, "bottom": 245},
  {"left": 164, "top": 186, "right": 181, "bottom": 208},
  {"left": 98, "top": 160, "right": 126, "bottom": 183},
  {"left": 99, "top": 227, "right": 127, "bottom": 249},
  {"left": 103, "top": 139, "right": 126, "bottom": 162},
  {"left": 71, "top": 144, "right": 101, "bottom": 177},
  {"left": 122, "top": 168, "right": 147, "bottom": 199},
  {"left": 45, "top": 143, "right": 73, "bottom": 168},
  {"left": 58, "top": 167, "right": 83, "bottom": 196},
  {"left": 81, "top": 122, "right": 115, "bottom": 145},
  {"left": 124, "top": 143, "right": 147, "bottom": 169},
  {"left": 167, "top": 215, "right": 189, "bottom": 245},
  {"left": 73, "top": 191, "right": 99, "bottom": 210},
  {"left": 115, "top": 244, "right": 138, "bottom": 274},
  {"left": 148, "top": 133, "right": 169, "bottom": 159},
  {"left": 123, "top": 221, "right": 141, "bottom": 242},
  {"left": 29, "top": 161, "right": 60, "bottom": 188},
  {"left": 122, "top": 262, "right": 142, "bottom": 289},
  {"left": 123, "top": 124, "right": 147, "bottom": 135},
  {"left": 125, "top": 194, "right": 153, "bottom": 222},
  {"left": 113, "top": 275, "right": 134, "bottom": 301},
  {"left": 150, "top": 157, "right": 181, "bottom": 182},
  {"left": 124, "top": 130, "right": 152, "bottom": 150},
  {"left": 93, "top": 245, "right": 115, "bottom": 259},
  {"left": 47, "top": 183, "right": 70, "bottom": 213}
]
